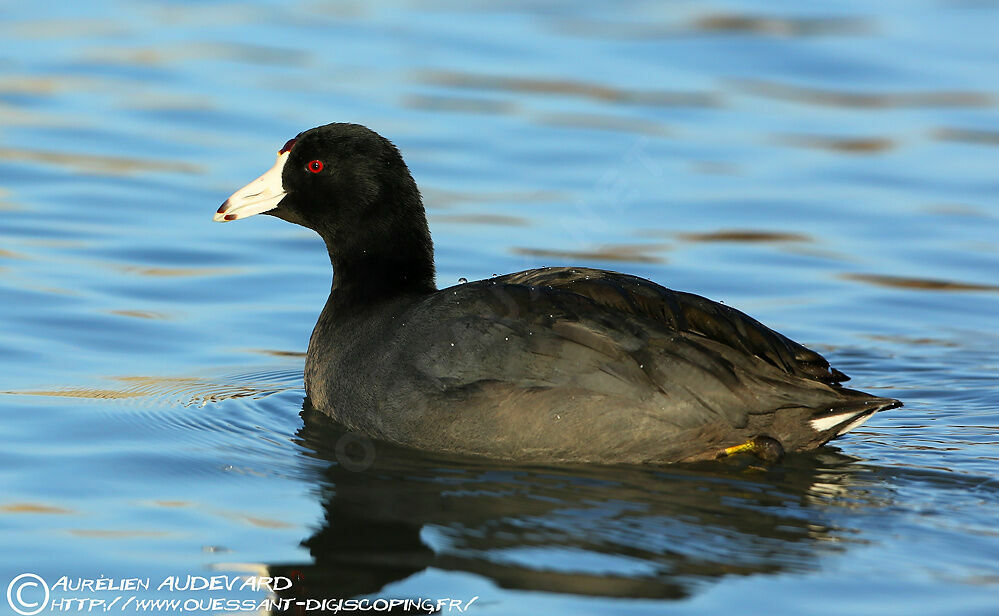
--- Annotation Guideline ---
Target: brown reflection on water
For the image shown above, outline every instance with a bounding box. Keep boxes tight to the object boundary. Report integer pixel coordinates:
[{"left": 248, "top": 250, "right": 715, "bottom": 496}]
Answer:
[
  {"left": 736, "top": 79, "right": 993, "bottom": 109},
  {"left": 0, "top": 104, "right": 72, "bottom": 130},
  {"left": 651, "top": 228, "right": 848, "bottom": 262},
  {"left": 0, "top": 75, "right": 117, "bottom": 129},
  {"left": 433, "top": 213, "right": 531, "bottom": 227},
  {"left": 513, "top": 243, "right": 668, "bottom": 264},
  {"left": 149, "top": 500, "right": 292, "bottom": 530},
  {"left": 0, "top": 247, "right": 30, "bottom": 259},
  {"left": 693, "top": 13, "right": 869, "bottom": 36},
  {"left": 403, "top": 94, "right": 519, "bottom": 115},
  {"left": 10, "top": 387, "right": 150, "bottom": 401},
  {"left": 534, "top": 111, "right": 672, "bottom": 137},
  {"left": 553, "top": 13, "right": 868, "bottom": 39},
  {"left": 20, "top": 284, "right": 80, "bottom": 297},
  {"left": 842, "top": 273, "right": 999, "bottom": 292},
  {"left": 0, "top": 503, "right": 74, "bottom": 514},
  {"left": 933, "top": 127, "right": 999, "bottom": 146},
  {"left": 245, "top": 349, "right": 307, "bottom": 358},
  {"left": 920, "top": 203, "right": 990, "bottom": 218},
  {"left": 152, "top": 500, "right": 194, "bottom": 508},
  {"left": 225, "top": 513, "right": 294, "bottom": 529},
  {"left": 405, "top": 95, "right": 672, "bottom": 137},
  {"left": 108, "top": 309, "right": 173, "bottom": 321},
  {"left": 0, "top": 75, "right": 96, "bottom": 96},
  {"left": 417, "top": 70, "right": 718, "bottom": 107},
  {"left": 777, "top": 134, "right": 895, "bottom": 154},
  {"left": 674, "top": 229, "right": 813, "bottom": 243},
  {"left": 6, "top": 374, "right": 293, "bottom": 406},
  {"left": 184, "top": 41, "right": 311, "bottom": 66},
  {"left": 111, "top": 265, "right": 240, "bottom": 278},
  {"left": 0, "top": 146, "right": 201, "bottom": 176},
  {"left": 77, "top": 41, "right": 310, "bottom": 68},
  {"left": 864, "top": 334, "right": 961, "bottom": 348}
]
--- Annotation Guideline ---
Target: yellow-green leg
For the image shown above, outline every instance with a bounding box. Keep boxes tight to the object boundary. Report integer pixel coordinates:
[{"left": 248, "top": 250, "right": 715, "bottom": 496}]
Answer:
[{"left": 719, "top": 435, "right": 785, "bottom": 463}]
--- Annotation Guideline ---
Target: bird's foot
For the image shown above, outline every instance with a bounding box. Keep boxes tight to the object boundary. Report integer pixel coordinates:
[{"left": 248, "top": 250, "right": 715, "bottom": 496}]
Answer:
[{"left": 718, "top": 435, "right": 785, "bottom": 464}]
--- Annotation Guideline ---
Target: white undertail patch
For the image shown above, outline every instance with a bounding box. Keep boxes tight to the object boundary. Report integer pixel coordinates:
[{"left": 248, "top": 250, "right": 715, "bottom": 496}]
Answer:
[
  {"left": 810, "top": 411, "right": 864, "bottom": 433},
  {"left": 836, "top": 411, "right": 874, "bottom": 436}
]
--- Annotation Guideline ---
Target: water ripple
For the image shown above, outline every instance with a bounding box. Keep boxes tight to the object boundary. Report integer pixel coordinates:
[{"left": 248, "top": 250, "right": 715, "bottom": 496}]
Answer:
[
  {"left": 4, "top": 369, "right": 301, "bottom": 408},
  {"left": 0, "top": 146, "right": 201, "bottom": 176},
  {"left": 417, "top": 69, "right": 719, "bottom": 107},
  {"left": 842, "top": 273, "right": 999, "bottom": 293},
  {"left": 736, "top": 79, "right": 994, "bottom": 109}
]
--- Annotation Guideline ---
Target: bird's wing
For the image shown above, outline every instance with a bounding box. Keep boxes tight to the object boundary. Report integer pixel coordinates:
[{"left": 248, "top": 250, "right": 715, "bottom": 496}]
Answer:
[
  {"left": 383, "top": 285, "right": 883, "bottom": 462},
  {"left": 494, "top": 267, "right": 849, "bottom": 385},
  {"left": 397, "top": 283, "right": 853, "bottom": 427},
  {"left": 358, "top": 279, "right": 897, "bottom": 462}
]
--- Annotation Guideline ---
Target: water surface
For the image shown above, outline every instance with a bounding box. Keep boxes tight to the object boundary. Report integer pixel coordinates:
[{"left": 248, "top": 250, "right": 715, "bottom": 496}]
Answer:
[{"left": 1, "top": 1, "right": 998, "bottom": 614}]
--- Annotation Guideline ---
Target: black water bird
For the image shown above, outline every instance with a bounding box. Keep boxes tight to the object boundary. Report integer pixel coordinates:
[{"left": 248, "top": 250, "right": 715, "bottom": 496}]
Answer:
[{"left": 215, "top": 123, "right": 900, "bottom": 464}]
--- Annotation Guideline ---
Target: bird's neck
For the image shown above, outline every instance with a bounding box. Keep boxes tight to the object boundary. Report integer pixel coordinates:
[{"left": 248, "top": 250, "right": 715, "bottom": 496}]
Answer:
[{"left": 325, "top": 232, "right": 436, "bottom": 312}]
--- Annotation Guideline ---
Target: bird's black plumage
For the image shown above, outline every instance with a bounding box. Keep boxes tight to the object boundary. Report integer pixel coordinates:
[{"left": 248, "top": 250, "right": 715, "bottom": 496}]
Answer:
[{"left": 216, "top": 123, "right": 900, "bottom": 464}]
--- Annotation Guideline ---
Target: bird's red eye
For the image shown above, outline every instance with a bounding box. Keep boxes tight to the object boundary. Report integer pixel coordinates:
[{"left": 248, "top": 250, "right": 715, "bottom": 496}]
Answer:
[{"left": 307, "top": 160, "right": 324, "bottom": 173}]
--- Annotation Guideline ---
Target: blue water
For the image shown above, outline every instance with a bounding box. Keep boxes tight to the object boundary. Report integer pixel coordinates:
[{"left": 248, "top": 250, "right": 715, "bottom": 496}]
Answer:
[{"left": 2, "top": 1, "right": 998, "bottom": 614}]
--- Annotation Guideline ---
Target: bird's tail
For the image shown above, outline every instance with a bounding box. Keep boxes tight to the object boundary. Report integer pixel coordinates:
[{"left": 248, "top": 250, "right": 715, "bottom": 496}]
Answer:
[{"left": 808, "top": 391, "right": 901, "bottom": 439}]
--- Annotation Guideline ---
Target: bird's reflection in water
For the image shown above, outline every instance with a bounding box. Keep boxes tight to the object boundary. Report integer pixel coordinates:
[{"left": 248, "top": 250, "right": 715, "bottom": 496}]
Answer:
[{"left": 267, "top": 405, "right": 876, "bottom": 611}]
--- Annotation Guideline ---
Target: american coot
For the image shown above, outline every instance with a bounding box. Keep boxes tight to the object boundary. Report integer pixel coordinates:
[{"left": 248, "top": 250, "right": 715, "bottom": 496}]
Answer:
[{"left": 215, "top": 123, "right": 900, "bottom": 464}]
